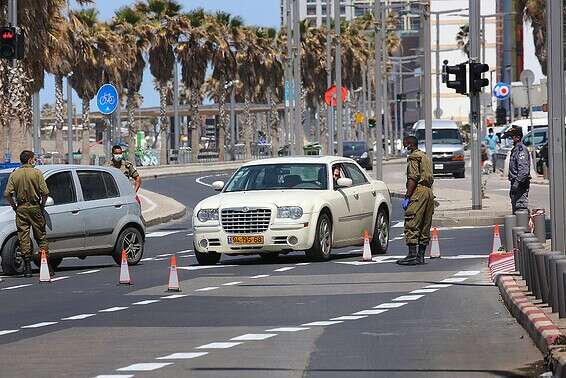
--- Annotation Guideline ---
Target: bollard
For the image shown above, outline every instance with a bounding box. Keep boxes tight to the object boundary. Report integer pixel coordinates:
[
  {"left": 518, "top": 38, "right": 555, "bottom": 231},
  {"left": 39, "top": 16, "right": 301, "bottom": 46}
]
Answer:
[
  {"left": 504, "top": 215, "right": 516, "bottom": 252},
  {"left": 513, "top": 227, "right": 527, "bottom": 275},
  {"left": 519, "top": 234, "right": 537, "bottom": 287},
  {"left": 548, "top": 255, "right": 566, "bottom": 312},
  {"left": 535, "top": 251, "right": 554, "bottom": 304},
  {"left": 532, "top": 210, "right": 546, "bottom": 244},
  {"left": 556, "top": 261, "right": 566, "bottom": 318},
  {"left": 525, "top": 241, "right": 543, "bottom": 296},
  {"left": 516, "top": 210, "right": 529, "bottom": 230}
]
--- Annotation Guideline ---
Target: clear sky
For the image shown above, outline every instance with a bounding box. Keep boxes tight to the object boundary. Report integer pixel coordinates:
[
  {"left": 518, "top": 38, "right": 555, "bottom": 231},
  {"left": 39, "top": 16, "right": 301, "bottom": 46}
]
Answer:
[{"left": 40, "top": 0, "right": 280, "bottom": 109}]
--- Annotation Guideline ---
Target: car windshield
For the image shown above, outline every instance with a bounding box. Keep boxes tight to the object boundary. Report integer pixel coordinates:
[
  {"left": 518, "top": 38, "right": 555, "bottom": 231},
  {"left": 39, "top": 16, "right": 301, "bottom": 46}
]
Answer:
[
  {"left": 0, "top": 173, "right": 9, "bottom": 206},
  {"left": 343, "top": 142, "right": 367, "bottom": 155},
  {"left": 416, "top": 129, "right": 462, "bottom": 144},
  {"left": 224, "top": 163, "right": 328, "bottom": 192}
]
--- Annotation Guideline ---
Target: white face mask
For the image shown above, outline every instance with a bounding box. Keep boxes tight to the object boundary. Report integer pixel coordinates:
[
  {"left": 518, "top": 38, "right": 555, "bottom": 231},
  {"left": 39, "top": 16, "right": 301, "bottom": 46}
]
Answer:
[{"left": 113, "top": 154, "right": 123, "bottom": 162}]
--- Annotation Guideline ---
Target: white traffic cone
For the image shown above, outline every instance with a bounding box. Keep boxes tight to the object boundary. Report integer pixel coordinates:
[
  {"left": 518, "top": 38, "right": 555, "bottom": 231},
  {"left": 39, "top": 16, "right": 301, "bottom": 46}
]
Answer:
[
  {"left": 361, "top": 230, "right": 372, "bottom": 262},
  {"left": 167, "top": 255, "right": 181, "bottom": 292},
  {"left": 39, "top": 250, "right": 51, "bottom": 283},
  {"left": 492, "top": 224, "right": 503, "bottom": 253},
  {"left": 429, "top": 228, "right": 441, "bottom": 259},
  {"left": 119, "top": 249, "right": 132, "bottom": 285}
]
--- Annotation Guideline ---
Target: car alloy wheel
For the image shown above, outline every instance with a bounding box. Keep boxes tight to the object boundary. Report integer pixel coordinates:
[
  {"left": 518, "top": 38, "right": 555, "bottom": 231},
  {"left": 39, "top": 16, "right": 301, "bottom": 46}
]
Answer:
[
  {"left": 319, "top": 217, "right": 331, "bottom": 257},
  {"left": 122, "top": 230, "right": 142, "bottom": 262},
  {"left": 376, "top": 211, "right": 389, "bottom": 250}
]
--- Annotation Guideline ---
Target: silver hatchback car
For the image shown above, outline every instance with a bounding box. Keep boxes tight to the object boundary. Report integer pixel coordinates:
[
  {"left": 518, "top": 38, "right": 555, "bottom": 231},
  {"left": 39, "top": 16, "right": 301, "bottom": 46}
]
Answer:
[{"left": 0, "top": 165, "right": 145, "bottom": 275}]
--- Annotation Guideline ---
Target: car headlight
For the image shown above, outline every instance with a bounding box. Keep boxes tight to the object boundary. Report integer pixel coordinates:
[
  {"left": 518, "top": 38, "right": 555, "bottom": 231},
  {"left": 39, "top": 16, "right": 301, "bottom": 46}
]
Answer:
[
  {"left": 361, "top": 152, "right": 368, "bottom": 159},
  {"left": 197, "top": 209, "right": 219, "bottom": 222},
  {"left": 277, "top": 206, "right": 303, "bottom": 220}
]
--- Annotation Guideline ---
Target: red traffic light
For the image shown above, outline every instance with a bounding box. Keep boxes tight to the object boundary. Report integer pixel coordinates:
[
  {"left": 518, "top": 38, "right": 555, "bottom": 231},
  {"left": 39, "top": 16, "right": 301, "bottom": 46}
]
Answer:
[{"left": 0, "top": 30, "right": 14, "bottom": 40}]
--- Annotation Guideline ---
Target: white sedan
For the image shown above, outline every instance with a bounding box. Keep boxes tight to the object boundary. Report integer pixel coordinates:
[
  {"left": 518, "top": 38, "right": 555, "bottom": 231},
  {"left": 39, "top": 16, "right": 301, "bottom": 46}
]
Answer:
[{"left": 192, "top": 156, "right": 392, "bottom": 265}]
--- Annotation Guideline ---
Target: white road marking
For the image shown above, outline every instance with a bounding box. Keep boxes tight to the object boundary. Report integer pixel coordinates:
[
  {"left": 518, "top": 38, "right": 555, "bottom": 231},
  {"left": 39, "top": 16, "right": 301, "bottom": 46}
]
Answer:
[
  {"left": 157, "top": 352, "right": 208, "bottom": 360},
  {"left": 301, "top": 321, "right": 343, "bottom": 326},
  {"left": 177, "top": 265, "right": 237, "bottom": 271},
  {"left": 140, "top": 258, "right": 155, "bottom": 262},
  {"left": 250, "top": 274, "right": 270, "bottom": 279},
  {"left": 352, "top": 309, "right": 388, "bottom": 316},
  {"left": 157, "top": 253, "right": 173, "bottom": 258},
  {"left": 295, "top": 262, "right": 311, "bottom": 266},
  {"left": 392, "top": 221, "right": 404, "bottom": 228},
  {"left": 1, "top": 284, "right": 32, "bottom": 290},
  {"left": 0, "top": 330, "right": 19, "bottom": 336},
  {"left": 176, "top": 249, "right": 194, "bottom": 253},
  {"left": 99, "top": 307, "right": 129, "bottom": 313},
  {"left": 76, "top": 269, "right": 101, "bottom": 275},
  {"left": 196, "top": 342, "right": 243, "bottom": 349},
  {"left": 61, "top": 314, "right": 96, "bottom": 321},
  {"left": 161, "top": 294, "right": 188, "bottom": 299},
  {"left": 331, "top": 315, "right": 368, "bottom": 321},
  {"left": 454, "top": 270, "right": 481, "bottom": 277},
  {"left": 146, "top": 231, "right": 180, "bottom": 238},
  {"left": 222, "top": 281, "right": 242, "bottom": 286},
  {"left": 153, "top": 258, "right": 167, "bottom": 261},
  {"left": 117, "top": 363, "right": 173, "bottom": 372},
  {"left": 196, "top": 174, "right": 227, "bottom": 187},
  {"left": 231, "top": 333, "right": 277, "bottom": 341},
  {"left": 410, "top": 288, "right": 439, "bottom": 294},
  {"left": 442, "top": 255, "right": 488, "bottom": 260},
  {"left": 374, "top": 303, "right": 407, "bottom": 309},
  {"left": 425, "top": 284, "right": 453, "bottom": 289},
  {"left": 21, "top": 322, "right": 58, "bottom": 329},
  {"left": 132, "top": 300, "right": 160, "bottom": 305},
  {"left": 51, "top": 276, "right": 70, "bottom": 282},
  {"left": 95, "top": 375, "right": 134, "bottom": 378},
  {"left": 179, "top": 255, "right": 194, "bottom": 258},
  {"left": 195, "top": 287, "right": 219, "bottom": 292},
  {"left": 441, "top": 277, "right": 468, "bottom": 283},
  {"left": 393, "top": 295, "right": 424, "bottom": 301},
  {"left": 266, "top": 327, "right": 310, "bottom": 332},
  {"left": 274, "top": 267, "right": 295, "bottom": 272}
]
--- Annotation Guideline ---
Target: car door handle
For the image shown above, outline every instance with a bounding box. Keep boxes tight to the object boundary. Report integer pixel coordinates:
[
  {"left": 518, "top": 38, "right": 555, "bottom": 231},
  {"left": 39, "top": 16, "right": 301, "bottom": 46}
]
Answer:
[
  {"left": 71, "top": 209, "right": 80, "bottom": 214},
  {"left": 354, "top": 194, "right": 360, "bottom": 200},
  {"left": 114, "top": 204, "right": 123, "bottom": 209}
]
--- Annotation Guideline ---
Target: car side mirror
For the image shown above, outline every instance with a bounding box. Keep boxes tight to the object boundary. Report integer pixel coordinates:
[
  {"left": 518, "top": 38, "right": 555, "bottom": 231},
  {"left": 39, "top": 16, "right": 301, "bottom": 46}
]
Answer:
[
  {"left": 336, "top": 178, "right": 353, "bottom": 189},
  {"left": 45, "top": 197, "right": 54, "bottom": 207},
  {"left": 212, "top": 181, "right": 225, "bottom": 191}
]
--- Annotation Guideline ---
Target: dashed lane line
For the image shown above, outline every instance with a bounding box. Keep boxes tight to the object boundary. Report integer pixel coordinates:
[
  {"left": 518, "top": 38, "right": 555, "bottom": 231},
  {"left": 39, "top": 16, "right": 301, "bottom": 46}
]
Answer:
[
  {"left": 95, "top": 375, "right": 134, "bottom": 378},
  {"left": 161, "top": 294, "right": 189, "bottom": 299},
  {"left": 454, "top": 270, "right": 482, "bottom": 276},
  {"left": 1, "top": 284, "right": 32, "bottom": 290},
  {"left": 230, "top": 333, "right": 277, "bottom": 341},
  {"left": 301, "top": 320, "right": 344, "bottom": 326},
  {"left": 157, "top": 352, "right": 208, "bottom": 360},
  {"left": 274, "top": 267, "right": 295, "bottom": 272},
  {"left": 99, "top": 307, "right": 129, "bottom": 313},
  {"left": 441, "top": 277, "right": 469, "bottom": 283},
  {"left": 117, "top": 363, "right": 173, "bottom": 372},
  {"left": 76, "top": 269, "right": 101, "bottom": 275},
  {"left": 410, "top": 288, "right": 439, "bottom": 294},
  {"left": 393, "top": 295, "right": 425, "bottom": 301},
  {"left": 21, "top": 322, "right": 58, "bottom": 329},
  {"left": 222, "top": 281, "right": 242, "bottom": 286},
  {"left": 266, "top": 327, "right": 310, "bottom": 332},
  {"left": 425, "top": 284, "right": 452, "bottom": 289},
  {"left": 146, "top": 231, "right": 181, "bottom": 238},
  {"left": 196, "top": 342, "right": 243, "bottom": 349},
  {"left": 250, "top": 274, "right": 270, "bottom": 279},
  {"left": 0, "top": 330, "right": 19, "bottom": 336},
  {"left": 195, "top": 287, "right": 219, "bottom": 292},
  {"left": 352, "top": 309, "right": 388, "bottom": 316},
  {"left": 331, "top": 315, "right": 368, "bottom": 321},
  {"left": 51, "top": 276, "right": 70, "bottom": 282},
  {"left": 132, "top": 300, "right": 160, "bottom": 305},
  {"left": 374, "top": 302, "right": 408, "bottom": 309},
  {"left": 61, "top": 314, "right": 96, "bottom": 321}
]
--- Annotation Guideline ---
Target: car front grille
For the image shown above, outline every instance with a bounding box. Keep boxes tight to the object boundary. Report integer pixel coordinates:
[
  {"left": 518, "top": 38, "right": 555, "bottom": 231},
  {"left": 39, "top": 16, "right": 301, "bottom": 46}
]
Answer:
[{"left": 221, "top": 208, "right": 271, "bottom": 234}]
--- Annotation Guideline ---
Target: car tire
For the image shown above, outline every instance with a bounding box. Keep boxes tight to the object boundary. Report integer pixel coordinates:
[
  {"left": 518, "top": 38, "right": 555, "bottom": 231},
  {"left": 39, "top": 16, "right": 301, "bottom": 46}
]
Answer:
[
  {"left": 454, "top": 171, "right": 465, "bottom": 179},
  {"left": 194, "top": 248, "right": 221, "bottom": 266},
  {"left": 112, "top": 227, "right": 144, "bottom": 266},
  {"left": 370, "top": 208, "right": 389, "bottom": 255},
  {"left": 306, "top": 212, "right": 332, "bottom": 262},
  {"left": 1, "top": 235, "right": 24, "bottom": 276}
]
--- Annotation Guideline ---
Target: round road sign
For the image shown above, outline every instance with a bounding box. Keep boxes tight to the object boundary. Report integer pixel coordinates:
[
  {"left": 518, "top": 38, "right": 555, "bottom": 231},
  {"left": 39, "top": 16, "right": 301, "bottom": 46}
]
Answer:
[{"left": 493, "top": 82, "right": 511, "bottom": 100}]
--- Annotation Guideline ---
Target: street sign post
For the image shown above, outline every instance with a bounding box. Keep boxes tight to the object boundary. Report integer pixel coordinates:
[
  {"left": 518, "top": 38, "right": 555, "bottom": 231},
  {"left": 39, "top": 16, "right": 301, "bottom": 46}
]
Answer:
[
  {"left": 96, "top": 84, "right": 119, "bottom": 115},
  {"left": 493, "top": 82, "right": 510, "bottom": 100}
]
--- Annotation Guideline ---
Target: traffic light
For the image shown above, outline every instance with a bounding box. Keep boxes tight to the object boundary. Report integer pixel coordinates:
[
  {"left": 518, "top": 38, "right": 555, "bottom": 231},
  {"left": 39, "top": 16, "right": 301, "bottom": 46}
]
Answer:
[
  {"left": 469, "top": 62, "right": 489, "bottom": 93},
  {"left": 0, "top": 26, "right": 24, "bottom": 60},
  {"left": 443, "top": 61, "right": 467, "bottom": 95},
  {"left": 368, "top": 118, "right": 376, "bottom": 129},
  {"left": 496, "top": 107, "right": 507, "bottom": 126}
]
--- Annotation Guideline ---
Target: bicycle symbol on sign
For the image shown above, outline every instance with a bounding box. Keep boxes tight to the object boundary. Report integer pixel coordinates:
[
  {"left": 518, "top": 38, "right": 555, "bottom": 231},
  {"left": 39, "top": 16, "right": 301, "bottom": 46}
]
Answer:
[{"left": 100, "top": 92, "right": 115, "bottom": 105}]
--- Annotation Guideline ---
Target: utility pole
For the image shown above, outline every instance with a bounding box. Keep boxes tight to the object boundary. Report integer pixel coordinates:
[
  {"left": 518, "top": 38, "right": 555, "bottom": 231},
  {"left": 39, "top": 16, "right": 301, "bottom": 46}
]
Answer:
[
  {"left": 334, "top": 0, "right": 343, "bottom": 157},
  {"left": 173, "top": 56, "right": 179, "bottom": 151},
  {"left": 373, "top": 0, "right": 383, "bottom": 180},
  {"left": 435, "top": 12, "right": 441, "bottom": 119},
  {"left": 381, "top": 6, "right": 389, "bottom": 160},
  {"left": 547, "top": 0, "right": 566, "bottom": 252},
  {"left": 230, "top": 83, "right": 236, "bottom": 160},
  {"left": 293, "top": 0, "right": 303, "bottom": 155},
  {"left": 326, "top": 0, "right": 332, "bottom": 155},
  {"left": 67, "top": 76, "right": 73, "bottom": 164},
  {"left": 286, "top": 0, "right": 295, "bottom": 153},
  {"left": 469, "top": 0, "right": 482, "bottom": 209},
  {"left": 423, "top": 4, "right": 433, "bottom": 159}
]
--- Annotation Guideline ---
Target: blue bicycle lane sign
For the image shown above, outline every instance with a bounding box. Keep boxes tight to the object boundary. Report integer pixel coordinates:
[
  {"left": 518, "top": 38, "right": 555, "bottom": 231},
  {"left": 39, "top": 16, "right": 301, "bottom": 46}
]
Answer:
[{"left": 97, "top": 83, "right": 119, "bottom": 115}]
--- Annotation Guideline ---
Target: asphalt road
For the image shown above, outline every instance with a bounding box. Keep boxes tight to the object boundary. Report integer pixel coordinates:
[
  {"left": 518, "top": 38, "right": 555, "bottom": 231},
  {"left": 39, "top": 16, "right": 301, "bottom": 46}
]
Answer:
[{"left": 0, "top": 171, "right": 546, "bottom": 377}]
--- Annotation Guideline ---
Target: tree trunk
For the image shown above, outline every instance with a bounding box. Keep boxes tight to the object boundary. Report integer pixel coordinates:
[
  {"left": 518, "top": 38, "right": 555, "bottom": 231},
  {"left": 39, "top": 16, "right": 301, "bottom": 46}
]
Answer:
[
  {"left": 268, "top": 91, "right": 279, "bottom": 158},
  {"left": 126, "top": 93, "right": 137, "bottom": 166},
  {"left": 319, "top": 103, "right": 328, "bottom": 155},
  {"left": 243, "top": 95, "right": 252, "bottom": 159},
  {"left": 81, "top": 99, "right": 90, "bottom": 165},
  {"left": 217, "top": 90, "right": 227, "bottom": 162},
  {"left": 55, "top": 75, "right": 65, "bottom": 156},
  {"left": 190, "top": 88, "right": 200, "bottom": 163},
  {"left": 159, "top": 85, "right": 168, "bottom": 165}
]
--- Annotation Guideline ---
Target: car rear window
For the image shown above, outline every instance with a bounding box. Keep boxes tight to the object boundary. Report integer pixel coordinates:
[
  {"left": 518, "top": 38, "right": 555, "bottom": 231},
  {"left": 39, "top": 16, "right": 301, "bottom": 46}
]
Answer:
[{"left": 77, "top": 170, "right": 120, "bottom": 201}]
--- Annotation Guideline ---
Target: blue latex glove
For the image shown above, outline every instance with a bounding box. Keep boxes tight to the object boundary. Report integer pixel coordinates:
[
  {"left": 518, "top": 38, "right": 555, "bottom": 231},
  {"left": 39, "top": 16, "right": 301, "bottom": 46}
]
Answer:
[{"left": 402, "top": 197, "right": 410, "bottom": 211}]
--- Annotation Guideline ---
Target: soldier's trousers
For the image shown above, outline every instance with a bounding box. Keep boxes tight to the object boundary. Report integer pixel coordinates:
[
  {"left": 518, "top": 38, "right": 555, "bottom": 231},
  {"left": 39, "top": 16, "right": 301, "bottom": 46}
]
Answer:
[
  {"left": 510, "top": 182, "right": 530, "bottom": 214},
  {"left": 16, "top": 205, "right": 49, "bottom": 261},
  {"left": 404, "top": 186, "right": 435, "bottom": 246}
]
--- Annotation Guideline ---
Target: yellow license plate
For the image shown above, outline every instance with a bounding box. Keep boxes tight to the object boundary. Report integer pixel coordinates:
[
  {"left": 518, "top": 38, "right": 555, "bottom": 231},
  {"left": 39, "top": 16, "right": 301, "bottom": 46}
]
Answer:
[{"left": 228, "top": 235, "right": 264, "bottom": 245}]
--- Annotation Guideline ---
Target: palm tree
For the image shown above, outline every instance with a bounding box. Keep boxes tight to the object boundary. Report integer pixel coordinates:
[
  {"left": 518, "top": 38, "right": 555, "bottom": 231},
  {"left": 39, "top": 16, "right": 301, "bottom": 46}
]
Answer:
[
  {"left": 517, "top": 0, "right": 546, "bottom": 74},
  {"left": 137, "top": 0, "right": 183, "bottom": 165},
  {"left": 456, "top": 23, "right": 470, "bottom": 58}
]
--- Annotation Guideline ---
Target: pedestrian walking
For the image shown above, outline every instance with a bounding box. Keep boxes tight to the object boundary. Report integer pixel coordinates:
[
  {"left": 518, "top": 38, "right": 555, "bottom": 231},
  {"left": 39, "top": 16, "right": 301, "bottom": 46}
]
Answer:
[
  {"left": 507, "top": 127, "right": 530, "bottom": 213},
  {"left": 484, "top": 128, "right": 499, "bottom": 172},
  {"left": 108, "top": 145, "right": 141, "bottom": 192},
  {"left": 3, "top": 151, "right": 50, "bottom": 278},
  {"left": 397, "top": 136, "right": 435, "bottom": 266}
]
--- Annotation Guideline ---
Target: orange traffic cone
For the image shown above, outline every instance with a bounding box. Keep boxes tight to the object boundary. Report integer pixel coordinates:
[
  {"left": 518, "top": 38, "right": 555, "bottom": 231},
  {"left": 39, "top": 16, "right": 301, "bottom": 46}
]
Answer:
[
  {"left": 167, "top": 255, "right": 181, "bottom": 292},
  {"left": 361, "top": 230, "right": 372, "bottom": 262},
  {"left": 429, "top": 228, "right": 441, "bottom": 259},
  {"left": 119, "top": 249, "right": 132, "bottom": 285},
  {"left": 492, "top": 224, "right": 503, "bottom": 253},
  {"left": 39, "top": 250, "right": 51, "bottom": 283}
]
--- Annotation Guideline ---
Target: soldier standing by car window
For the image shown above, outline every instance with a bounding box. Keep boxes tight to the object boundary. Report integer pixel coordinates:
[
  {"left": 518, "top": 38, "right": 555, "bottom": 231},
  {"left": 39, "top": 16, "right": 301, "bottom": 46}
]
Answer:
[
  {"left": 3, "top": 151, "right": 50, "bottom": 278},
  {"left": 507, "top": 127, "right": 531, "bottom": 214},
  {"left": 108, "top": 145, "right": 141, "bottom": 192},
  {"left": 397, "top": 136, "right": 435, "bottom": 266}
]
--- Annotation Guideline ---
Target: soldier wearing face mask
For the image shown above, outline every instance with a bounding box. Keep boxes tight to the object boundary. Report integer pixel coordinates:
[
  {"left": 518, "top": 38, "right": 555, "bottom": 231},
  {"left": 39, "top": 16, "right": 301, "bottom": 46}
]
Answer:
[{"left": 108, "top": 145, "right": 141, "bottom": 192}]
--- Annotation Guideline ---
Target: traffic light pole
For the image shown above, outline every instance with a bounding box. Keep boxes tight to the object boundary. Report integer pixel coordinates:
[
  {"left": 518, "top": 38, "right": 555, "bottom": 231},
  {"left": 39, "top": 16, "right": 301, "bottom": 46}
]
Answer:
[
  {"left": 469, "top": 0, "right": 482, "bottom": 210},
  {"left": 334, "top": 0, "right": 344, "bottom": 157},
  {"left": 423, "top": 5, "right": 433, "bottom": 159},
  {"left": 373, "top": 0, "right": 384, "bottom": 180}
]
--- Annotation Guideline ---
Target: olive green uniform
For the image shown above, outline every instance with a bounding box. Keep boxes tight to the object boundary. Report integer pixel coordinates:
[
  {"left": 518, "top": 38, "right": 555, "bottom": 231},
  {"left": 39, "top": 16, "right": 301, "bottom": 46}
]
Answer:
[
  {"left": 3, "top": 165, "right": 49, "bottom": 260},
  {"left": 108, "top": 160, "right": 139, "bottom": 180},
  {"left": 404, "top": 149, "right": 435, "bottom": 246}
]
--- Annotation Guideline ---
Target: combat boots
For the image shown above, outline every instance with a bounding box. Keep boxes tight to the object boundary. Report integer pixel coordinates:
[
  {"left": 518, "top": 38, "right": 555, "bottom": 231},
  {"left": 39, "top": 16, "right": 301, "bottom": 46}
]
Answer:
[
  {"left": 416, "top": 245, "right": 427, "bottom": 265},
  {"left": 397, "top": 245, "right": 418, "bottom": 265},
  {"left": 23, "top": 259, "right": 32, "bottom": 278}
]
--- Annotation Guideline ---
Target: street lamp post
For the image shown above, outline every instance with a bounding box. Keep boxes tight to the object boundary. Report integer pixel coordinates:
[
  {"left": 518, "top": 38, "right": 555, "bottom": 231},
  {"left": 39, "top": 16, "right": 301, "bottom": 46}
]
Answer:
[
  {"left": 67, "top": 75, "right": 73, "bottom": 164},
  {"left": 373, "top": 0, "right": 384, "bottom": 180},
  {"left": 423, "top": 4, "right": 433, "bottom": 159},
  {"left": 334, "top": 0, "right": 344, "bottom": 157},
  {"left": 293, "top": 0, "right": 303, "bottom": 155},
  {"left": 469, "top": 0, "right": 482, "bottom": 210},
  {"left": 326, "top": 0, "right": 332, "bottom": 155}
]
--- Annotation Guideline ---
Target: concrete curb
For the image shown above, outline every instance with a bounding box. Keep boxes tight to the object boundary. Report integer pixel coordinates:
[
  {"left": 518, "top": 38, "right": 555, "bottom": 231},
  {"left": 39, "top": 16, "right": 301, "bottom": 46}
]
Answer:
[
  {"left": 140, "top": 189, "right": 187, "bottom": 228},
  {"left": 496, "top": 274, "right": 566, "bottom": 377}
]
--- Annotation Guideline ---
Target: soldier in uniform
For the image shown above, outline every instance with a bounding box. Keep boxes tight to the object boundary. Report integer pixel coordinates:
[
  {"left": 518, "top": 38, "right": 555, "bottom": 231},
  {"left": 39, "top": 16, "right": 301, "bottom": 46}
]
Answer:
[
  {"left": 397, "top": 136, "right": 435, "bottom": 266},
  {"left": 507, "top": 127, "right": 530, "bottom": 213},
  {"left": 108, "top": 145, "right": 141, "bottom": 192},
  {"left": 3, "top": 151, "right": 50, "bottom": 278}
]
